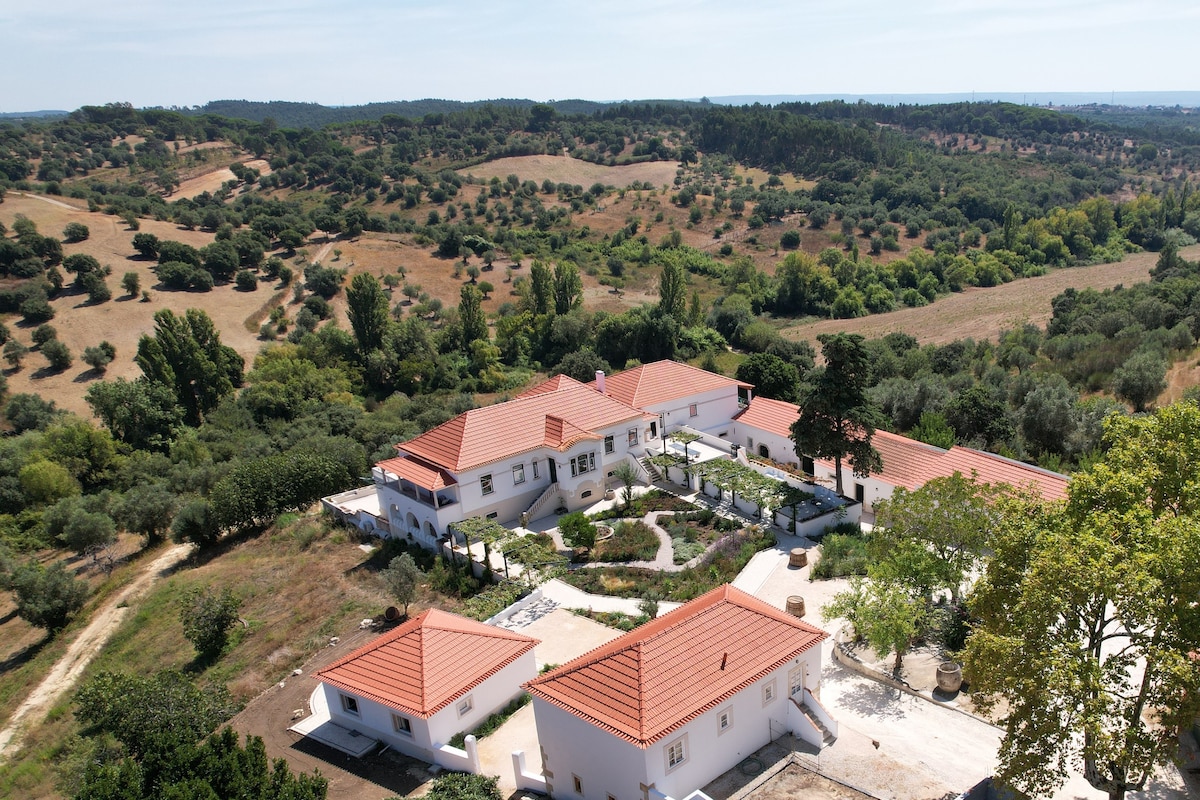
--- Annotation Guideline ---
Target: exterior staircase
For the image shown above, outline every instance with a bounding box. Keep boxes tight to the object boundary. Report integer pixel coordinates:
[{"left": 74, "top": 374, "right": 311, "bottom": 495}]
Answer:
[
  {"left": 523, "top": 482, "right": 560, "bottom": 525},
  {"left": 799, "top": 702, "right": 836, "bottom": 747},
  {"left": 638, "top": 456, "right": 663, "bottom": 483}
]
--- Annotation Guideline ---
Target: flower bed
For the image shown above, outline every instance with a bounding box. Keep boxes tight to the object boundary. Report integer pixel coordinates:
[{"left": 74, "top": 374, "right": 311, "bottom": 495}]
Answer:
[
  {"left": 562, "top": 526, "right": 775, "bottom": 602},
  {"left": 659, "top": 509, "right": 742, "bottom": 564},
  {"left": 592, "top": 520, "right": 660, "bottom": 562}
]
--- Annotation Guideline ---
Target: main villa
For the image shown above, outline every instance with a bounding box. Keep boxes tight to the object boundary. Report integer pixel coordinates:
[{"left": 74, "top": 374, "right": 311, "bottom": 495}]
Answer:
[{"left": 324, "top": 359, "right": 1068, "bottom": 544}]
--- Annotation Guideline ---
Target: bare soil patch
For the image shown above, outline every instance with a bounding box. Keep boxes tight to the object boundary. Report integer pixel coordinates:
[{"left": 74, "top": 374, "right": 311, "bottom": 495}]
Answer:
[
  {"left": 780, "top": 244, "right": 1200, "bottom": 347},
  {"left": 1159, "top": 351, "right": 1200, "bottom": 406},
  {"left": 173, "top": 159, "right": 272, "bottom": 200},
  {"left": 458, "top": 155, "right": 681, "bottom": 189}
]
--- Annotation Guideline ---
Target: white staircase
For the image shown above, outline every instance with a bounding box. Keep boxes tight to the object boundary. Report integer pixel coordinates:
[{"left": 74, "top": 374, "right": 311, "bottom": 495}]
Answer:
[
  {"left": 524, "top": 482, "right": 560, "bottom": 523},
  {"left": 799, "top": 701, "right": 836, "bottom": 746},
  {"left": 639, "top": 456, "right": 662, "bottom": 483}
]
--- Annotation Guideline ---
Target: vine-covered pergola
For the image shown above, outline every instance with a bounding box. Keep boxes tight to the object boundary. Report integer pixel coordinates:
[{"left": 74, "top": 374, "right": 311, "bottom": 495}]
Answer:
[{"left": 689, "top": 460, "right": 793, "bottom": 518}]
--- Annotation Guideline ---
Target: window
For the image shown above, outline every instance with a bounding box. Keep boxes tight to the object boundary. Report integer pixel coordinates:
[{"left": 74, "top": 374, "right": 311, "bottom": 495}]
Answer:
[
  {"left": 604, "top": 435, "right": 614, "bottom": 454},
  {"left": 789, "top": 666, "right": 804, "bottom": 698},
  {"left": 392, "top": 714, "right": 412, "bottom": 736},
  {"left": 340, "top": 694, "right": 359, "bottom": 716},
  {"left": 688, "top": 403, "right": 698, "bottom": 417},
  {"left": 627, "top": 428, "right": 639, "bottom": 446},
  {"left": 513, "top": 464, "right": 525, "bottom": 485},
  {"left": 665, "top": 737, "right": 686, "bottom": 770},
  {"left": 763, "top": 680, "right": 777, "bottom": 705},
  {"left": 570, "top": 452, "right": 595, "bottom": 477},
  {"left": 457, "top": 696, "right": 474, "bottom": 717},
  {"left": 480, "top": 474, "right": 493, "bottom": 495},
  {"left": 532, "top": 460, "right": 539, "bottom": 479},
  {"left": 717, "top": 707, "right": 733, "bottom": 734},
  {"left": 573, "top": 776, "right": 583, "bottom": 794},
  {"left": 486, "top": 511, "right": 498, "bottom": 520},
  {"left": 747, "top": 436, "right": 754, "bottom": 449}
]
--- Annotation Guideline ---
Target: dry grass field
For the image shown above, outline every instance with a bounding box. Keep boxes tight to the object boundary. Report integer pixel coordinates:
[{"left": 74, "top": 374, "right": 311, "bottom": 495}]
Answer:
[
  {"left": 779, "top": 244, "right": 1200, "bottom": 348},
  {"left": 173, "top": 158, "right": 272, "bottom": 200},
  {"left": 0, "top": 195, "right": 278, "bottom": 417}
]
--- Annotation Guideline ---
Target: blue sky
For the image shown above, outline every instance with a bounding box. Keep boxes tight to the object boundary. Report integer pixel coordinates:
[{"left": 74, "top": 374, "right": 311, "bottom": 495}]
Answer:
[{"left": 2, "top": 0, "right": 1197, "bottom": 111}]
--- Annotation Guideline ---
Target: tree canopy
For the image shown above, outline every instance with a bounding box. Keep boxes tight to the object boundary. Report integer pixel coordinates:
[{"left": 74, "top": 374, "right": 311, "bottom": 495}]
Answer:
[
  {"left": 963, "top": 403, "right": 1200, "bottom": 800},
  {"left": 791, "top": 333, "right": 884, "bottom": 495}
]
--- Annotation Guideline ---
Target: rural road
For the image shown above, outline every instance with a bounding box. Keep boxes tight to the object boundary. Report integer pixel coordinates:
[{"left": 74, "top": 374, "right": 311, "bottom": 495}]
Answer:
[
  {"left": 0, "top": 543, "right": 194, "bottom": 762},
  {"left": 15, "top": 192, "right": 83, "bottom": 212}
]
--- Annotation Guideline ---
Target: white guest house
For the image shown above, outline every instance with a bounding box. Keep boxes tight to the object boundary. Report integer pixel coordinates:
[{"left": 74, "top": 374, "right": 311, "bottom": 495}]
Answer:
[{"left": 523, "top": 585, "right": 833, "bottom": 800}]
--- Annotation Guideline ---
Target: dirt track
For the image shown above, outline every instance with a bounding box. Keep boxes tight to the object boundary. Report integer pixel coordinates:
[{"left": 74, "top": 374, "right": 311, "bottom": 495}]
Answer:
[{"left": 0, "top": 543, "right": 193, "bottom": 762}]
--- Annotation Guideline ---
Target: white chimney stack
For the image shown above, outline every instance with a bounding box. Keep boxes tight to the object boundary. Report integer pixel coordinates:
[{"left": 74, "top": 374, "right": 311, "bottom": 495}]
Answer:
[{"left": 595, "top": 370, "right": 606, "bottom": 394}]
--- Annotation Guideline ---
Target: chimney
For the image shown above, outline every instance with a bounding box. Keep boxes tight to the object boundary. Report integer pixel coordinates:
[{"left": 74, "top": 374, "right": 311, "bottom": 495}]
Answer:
[{"left": 595, "top": 370, "right": 606, "bottom": 394}]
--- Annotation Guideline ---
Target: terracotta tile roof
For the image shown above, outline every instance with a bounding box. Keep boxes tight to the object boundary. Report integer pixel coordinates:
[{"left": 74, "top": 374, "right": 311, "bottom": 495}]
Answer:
[
  {"left": 516, "top": 374, "right": 575, "bottom": 398},
  {"left": 376, "top": 457, "right": 457, "bottom": 491},
  {"left": 396, "top": 376, "right": 650, "bottom": 473},
  {"left": 315, "top": 609, "right": 538, "bottom": 719},
  {"left": 524, "top": 585, "right": 825, "bottom": 748},
  {"left": 732, "top": 395, "right": 798, "bottom": 439},
  {"left": 590, "top": 360, "right": 751, "bottom": 409},
  {"left": 543, "top": 415, "right": 599, "bottom": 449},
  {"left": 734, "top": 396, "right": 1069, "bottom": 502}
]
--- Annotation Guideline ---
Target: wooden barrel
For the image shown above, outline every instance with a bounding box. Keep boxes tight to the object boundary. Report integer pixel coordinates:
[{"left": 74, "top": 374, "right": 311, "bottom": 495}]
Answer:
[
  {"left": 789, "top": 548, "right": 808, "bottom": 568},
  {"left": 786, "top": 596, "right": 806, "bottom": 617}
]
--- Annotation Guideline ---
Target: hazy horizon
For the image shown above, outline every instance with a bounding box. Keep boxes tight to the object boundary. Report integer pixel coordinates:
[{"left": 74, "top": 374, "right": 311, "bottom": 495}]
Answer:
[{"left": 3, "top": 1, "right": 1198, "bottom": 112}]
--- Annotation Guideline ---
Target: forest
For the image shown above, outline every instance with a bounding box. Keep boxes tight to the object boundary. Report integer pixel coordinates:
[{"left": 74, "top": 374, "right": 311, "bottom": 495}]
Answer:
[{"left": 1, "top": 95, "right": 1200, "bottom": 795}]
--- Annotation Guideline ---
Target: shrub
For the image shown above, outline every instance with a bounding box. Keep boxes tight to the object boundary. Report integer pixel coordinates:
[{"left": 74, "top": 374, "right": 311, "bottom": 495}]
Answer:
[
  {"left": 235, "top": 269, "right": 258, "bottom": 291},
  {"left": 447, "top": 694, "right": 531, "bottom": 748},
  {"left": 427, "top": 773, "right": 502, "bottom": 800},
  {"left": 11, "top": 561, "right": 88, "bottom": 631},
  {"left": 82, "top": 342, "right": 115, "bottom": 372},
  {"left": 32, "top": 324, "right": 57, "bottom": 347},
  {"left": 41, "top": 338, "right": 72, "bottom": 371},
  {"left": 810, "top": 531, "right": 871, "bottom": 580},
  {"left": 82, "top": 271, "right": 112, "bottom": 303},
  {"left": 62, "top": 222, "right": 90, "bottom": 243},
  {"left": 179, "top": 586, "right": 242, "bottom": 658},
  {"left": 20, "top": 295, "right": 54, "bottom": 323},
  {"left": 121, "top": 271, "right": 140, "bottom": 296},
  {"left": 557, "top": 511, "right": 595, "bottom": 549}
]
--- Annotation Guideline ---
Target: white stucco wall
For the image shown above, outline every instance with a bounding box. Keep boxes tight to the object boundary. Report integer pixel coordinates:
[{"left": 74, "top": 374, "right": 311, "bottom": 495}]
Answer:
[
  {"left": 532, "top": 698, "right": 650, "bottom": 800},
  {"left": 731, "top": 420, "right": 798, "bottom": 467},
  {"left": 639, "top": 385, "right": 742, "bottom": 438},
  {"left": 532, "top": 645, "right": 826, "bottom": 800}
]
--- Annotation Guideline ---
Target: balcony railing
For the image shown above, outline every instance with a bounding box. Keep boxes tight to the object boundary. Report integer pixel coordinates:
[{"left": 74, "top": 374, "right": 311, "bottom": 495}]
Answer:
[{"left": 376, "top": 474, "right": 457, "bottom": 510}]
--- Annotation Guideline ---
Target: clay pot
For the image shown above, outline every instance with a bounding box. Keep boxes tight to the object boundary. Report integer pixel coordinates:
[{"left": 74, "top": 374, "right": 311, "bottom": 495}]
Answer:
[{"left": 937, "top": 661, "right": 963, "bottom": 693}]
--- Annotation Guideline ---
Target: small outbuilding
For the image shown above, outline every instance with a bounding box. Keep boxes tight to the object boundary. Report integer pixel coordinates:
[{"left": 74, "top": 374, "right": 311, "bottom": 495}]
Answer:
[{"left": 309, "top": 608, "right": 538, "bottom": 766}]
